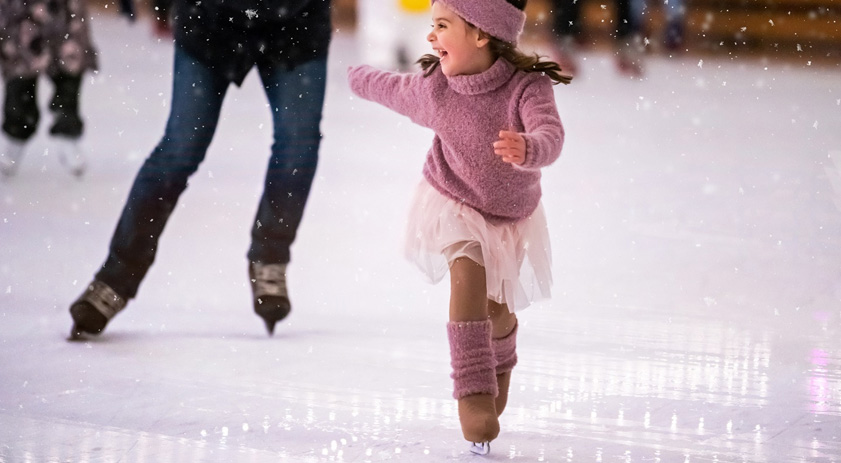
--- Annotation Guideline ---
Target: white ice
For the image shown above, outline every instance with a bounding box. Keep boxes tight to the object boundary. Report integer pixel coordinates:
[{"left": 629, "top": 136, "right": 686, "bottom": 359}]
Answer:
[{"left": 1, "top": 12, "right": 840, "bottom": 463}]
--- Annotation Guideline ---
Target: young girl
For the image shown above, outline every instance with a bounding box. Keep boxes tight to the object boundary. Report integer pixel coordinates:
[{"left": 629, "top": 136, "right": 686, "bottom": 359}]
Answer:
[{"left": 348, "top": 0, "right": 570, "bottom": 453}]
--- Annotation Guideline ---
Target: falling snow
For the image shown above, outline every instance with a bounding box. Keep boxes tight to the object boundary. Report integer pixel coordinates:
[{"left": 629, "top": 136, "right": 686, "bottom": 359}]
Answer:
[{"left": 1, "top": 12, "right": 840, "bottom": 463}]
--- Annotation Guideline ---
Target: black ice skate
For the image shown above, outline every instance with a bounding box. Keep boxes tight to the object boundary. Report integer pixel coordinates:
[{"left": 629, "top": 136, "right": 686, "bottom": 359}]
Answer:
[
  {"left": 249, "top": 262, "right": 291, "bottom": 335},
  {"left": 68, "top": 280, "right": 127, "bottom": 340}
]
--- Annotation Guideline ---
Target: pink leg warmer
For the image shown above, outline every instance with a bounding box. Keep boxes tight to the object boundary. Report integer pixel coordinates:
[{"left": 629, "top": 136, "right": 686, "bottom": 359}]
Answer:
[
  {"left": 448, "top": 320, "right": 498, "bottom": 399},
  {"left": 493, "top": 323, "right": 518, "bottom": 375}
]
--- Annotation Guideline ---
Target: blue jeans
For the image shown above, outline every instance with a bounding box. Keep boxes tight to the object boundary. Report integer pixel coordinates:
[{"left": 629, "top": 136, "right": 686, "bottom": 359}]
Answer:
[{"left": 96, "top": 46, "right": 326, "bottom": 299}]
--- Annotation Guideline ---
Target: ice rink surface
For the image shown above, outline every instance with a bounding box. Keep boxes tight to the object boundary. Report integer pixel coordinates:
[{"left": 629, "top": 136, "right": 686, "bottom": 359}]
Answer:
[{"left": 1, "top": 12, "right": 840, "bottom": 463}]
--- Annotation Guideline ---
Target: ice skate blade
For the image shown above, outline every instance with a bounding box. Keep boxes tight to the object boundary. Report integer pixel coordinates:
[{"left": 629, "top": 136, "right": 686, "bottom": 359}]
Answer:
[
  {"left": 469, "top": 442, "right": 490, "bottom": 455},
  {"left": 68, "top": 325, "right": 89, "bottom": 342},
  {"left": 263, "top": 318, "right": 277, "bottom": 336}
]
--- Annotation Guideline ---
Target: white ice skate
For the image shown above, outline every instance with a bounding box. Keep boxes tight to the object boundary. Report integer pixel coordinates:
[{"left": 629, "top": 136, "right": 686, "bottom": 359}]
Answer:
[
  {"left": 0, "top": 134, "right": 26, "bottom": 177},
  {"left": 469, "top": 441, "right": 490, "bottom": 455},
  {"left": 53, "top": 137, "right": 87, "bottom": 178}
]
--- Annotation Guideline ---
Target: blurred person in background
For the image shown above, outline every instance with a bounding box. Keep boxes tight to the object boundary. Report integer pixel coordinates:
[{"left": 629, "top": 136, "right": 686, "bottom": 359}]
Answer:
[
  {"left": 631, "top": 0, "right": 686, "bottom": 51},
  {"left": 150, "top": 0, "right": 173, "bottom": 38},
  {"left": 546, "top": 0, "right": 645, "bottom": 77},
  {"left": 356, "top": 0, "right": 431, "bottom": 71},
  {"left": 116, "top": 0, "right": 173, "bottom": 39},
  {"left": 68, "top": 0, "right": 332, "bottom": 339},
  {"left": 0, "top": 0, "right": 98, "bottom": 178}
]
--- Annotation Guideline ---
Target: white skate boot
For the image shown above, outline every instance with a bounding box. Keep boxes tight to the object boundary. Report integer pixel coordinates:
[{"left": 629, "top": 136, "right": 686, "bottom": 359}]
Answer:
[
  {"left": 53, "top": 137, "right": 87, "bottom": 177},
  {"left": 0, "top": 134, "right": 27, "bottom": 177}
]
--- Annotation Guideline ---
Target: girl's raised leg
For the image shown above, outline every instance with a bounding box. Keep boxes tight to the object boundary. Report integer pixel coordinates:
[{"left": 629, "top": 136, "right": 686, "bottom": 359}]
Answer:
[{"left": 488, "top": 300, "right": 518, "bottom": 416}]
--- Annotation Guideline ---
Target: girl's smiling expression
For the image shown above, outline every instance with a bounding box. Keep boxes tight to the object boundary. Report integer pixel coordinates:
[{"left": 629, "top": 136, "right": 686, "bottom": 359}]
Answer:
[{"left": 427, "top": 2, "right": 494, "bottom": 77}]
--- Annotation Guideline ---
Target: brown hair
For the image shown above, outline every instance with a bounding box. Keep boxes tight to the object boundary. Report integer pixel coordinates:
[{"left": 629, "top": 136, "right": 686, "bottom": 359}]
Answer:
[{"left": 417, "top": 0, "right": 572, "bottom": 85}]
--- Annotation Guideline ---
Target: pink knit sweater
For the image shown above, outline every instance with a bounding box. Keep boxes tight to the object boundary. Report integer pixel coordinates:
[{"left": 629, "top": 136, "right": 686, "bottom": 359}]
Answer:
[{"left": 348, "top": 58, "right": 564, "bottom": 223}]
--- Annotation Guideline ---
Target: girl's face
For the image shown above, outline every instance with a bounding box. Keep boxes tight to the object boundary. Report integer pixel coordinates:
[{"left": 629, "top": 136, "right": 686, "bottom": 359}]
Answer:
[{"left": 427, "top": 2, "right": 493, "bottom": 77}]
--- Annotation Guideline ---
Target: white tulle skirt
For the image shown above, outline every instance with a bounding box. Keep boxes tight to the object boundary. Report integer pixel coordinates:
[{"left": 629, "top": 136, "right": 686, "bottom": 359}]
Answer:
[{"left": 404, "top": 179, "right": 553, "bottom": 312}]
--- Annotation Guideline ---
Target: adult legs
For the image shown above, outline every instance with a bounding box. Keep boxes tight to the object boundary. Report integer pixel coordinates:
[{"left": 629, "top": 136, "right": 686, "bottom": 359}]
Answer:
[
  {"left": 50, "top": 73, "right": 84, "bottom": 138},
  {"left": 248, "top": 58, "right": 327, "bottom": 265},
  {"left": 2, "top": 76, "right": 39, "bottom": 141},
  {"left": 48, "top": 71, "right": 87, "bottom": 176},
  {"left": 0, "top": 76, "right": 38, "bottom": 176},
  {"left": 48, "top": 72, "right": 84, "bottom": 138},
  {"left": 244, "top": 58, "right": 327, "bottom": 333},
  {"left": 69, "top": 46, "right": 229, "bottom": 336},
  {"left": 96, "top": 46, "right": 228, "bottom": 298}
]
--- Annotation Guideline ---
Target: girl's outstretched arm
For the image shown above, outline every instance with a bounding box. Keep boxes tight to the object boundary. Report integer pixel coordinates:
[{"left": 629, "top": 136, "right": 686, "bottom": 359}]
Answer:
[
  {"left": 515, "top": 78, "right": 565, "bottom": 170},
  {"left": 347, "top": 65, "right": 426, "bottom": 123}
]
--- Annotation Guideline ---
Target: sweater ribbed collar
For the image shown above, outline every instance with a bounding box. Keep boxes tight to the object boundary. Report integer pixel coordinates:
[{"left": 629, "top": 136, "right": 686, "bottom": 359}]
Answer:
[{"left": 446, "top": 58, "right": 515, "bottom": 95}]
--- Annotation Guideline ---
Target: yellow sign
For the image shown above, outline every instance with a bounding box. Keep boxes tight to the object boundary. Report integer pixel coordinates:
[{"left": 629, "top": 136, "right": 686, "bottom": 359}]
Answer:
[{"left": 399, "top": 0, "right": 430, "bottom": 13}]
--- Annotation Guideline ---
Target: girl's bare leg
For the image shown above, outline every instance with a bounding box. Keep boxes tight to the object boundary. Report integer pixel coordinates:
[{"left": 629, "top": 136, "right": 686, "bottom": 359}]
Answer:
[
  {"left": 448, "top": 257, "right": 488, "bottom": 322},
  {"left": 448, "top": 257, "right": 500, "bottom": 443}
]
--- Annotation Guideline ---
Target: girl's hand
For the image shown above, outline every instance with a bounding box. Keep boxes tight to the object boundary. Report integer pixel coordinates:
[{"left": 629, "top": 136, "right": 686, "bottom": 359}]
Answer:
[{"left": 493, "top": 130, "right": 526, "bottom": 165}]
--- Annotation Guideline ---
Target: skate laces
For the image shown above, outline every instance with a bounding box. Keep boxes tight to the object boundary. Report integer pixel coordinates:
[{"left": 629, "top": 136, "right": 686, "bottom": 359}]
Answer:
[
  {"left": 78, "top": 280, "right": 127, "bottom": 319},
  {"left": 250, "top": 263, "right": 288, "bottom": 298}
]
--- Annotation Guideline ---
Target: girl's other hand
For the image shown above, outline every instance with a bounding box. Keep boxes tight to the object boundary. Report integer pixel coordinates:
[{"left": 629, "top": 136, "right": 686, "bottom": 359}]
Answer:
[{"left": 493, "top": 130, "right": 525, "bottom": 165}]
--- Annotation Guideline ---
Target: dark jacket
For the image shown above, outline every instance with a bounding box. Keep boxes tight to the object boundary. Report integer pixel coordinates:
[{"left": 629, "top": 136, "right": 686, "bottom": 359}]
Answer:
[{"left": 173, "top": 0, "right": 332, "bottom": 86}]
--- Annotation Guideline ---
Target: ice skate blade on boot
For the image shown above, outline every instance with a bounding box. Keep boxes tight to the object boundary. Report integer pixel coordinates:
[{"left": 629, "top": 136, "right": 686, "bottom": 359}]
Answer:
[
  {"left": 67, "top": 280, "right": 127, "bottom": 340},
  {"left": 249, "top": 262, "right": 291, "bottom": 335},
  {"left": 469, "top": 442, "right": 490, "bottom": 455},
  {"left": 68, "top": 301, "right": 108, "bottom": 341},
  {"left": 254, "top": 295, "right": 291, "bottom": 335},
  {"left": 69, "top": 323, "right": 97, "bottom": 342}
]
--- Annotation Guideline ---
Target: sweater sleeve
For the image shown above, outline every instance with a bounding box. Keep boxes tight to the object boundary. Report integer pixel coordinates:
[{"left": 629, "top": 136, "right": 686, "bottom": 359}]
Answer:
[
  {"left": 347, "top": 65, "right": 425, "bottom": 123},
  {"left": 517, "top": 78, "right": 565, "bottom": 171}
]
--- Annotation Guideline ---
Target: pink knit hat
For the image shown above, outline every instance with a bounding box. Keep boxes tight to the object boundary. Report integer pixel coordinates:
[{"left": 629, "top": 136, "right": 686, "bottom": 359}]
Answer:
[{"left": 432, "top": 0, "right": 527, "bottom": 45}]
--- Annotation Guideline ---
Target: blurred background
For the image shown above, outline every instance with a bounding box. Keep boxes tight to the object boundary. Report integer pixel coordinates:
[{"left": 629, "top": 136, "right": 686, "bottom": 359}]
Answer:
[{"left": 89, "top": 0, "right": 841, "bottom": 64}]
